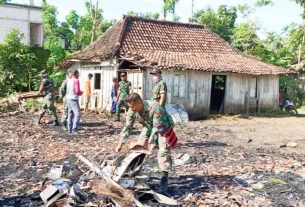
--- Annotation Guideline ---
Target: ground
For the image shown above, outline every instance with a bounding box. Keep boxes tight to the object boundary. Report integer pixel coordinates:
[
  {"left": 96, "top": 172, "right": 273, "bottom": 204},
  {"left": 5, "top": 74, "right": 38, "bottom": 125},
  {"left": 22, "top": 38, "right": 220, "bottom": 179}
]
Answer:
[{"left": 1, "top": 111, "right": 305, "bottom": 206}]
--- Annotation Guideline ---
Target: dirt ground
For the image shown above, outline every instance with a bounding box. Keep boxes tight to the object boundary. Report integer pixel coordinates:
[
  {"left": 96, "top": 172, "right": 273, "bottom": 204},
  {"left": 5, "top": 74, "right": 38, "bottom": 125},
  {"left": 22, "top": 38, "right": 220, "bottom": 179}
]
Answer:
[{"left": 1, "top": 111, "right": 305, "bottom": 206}]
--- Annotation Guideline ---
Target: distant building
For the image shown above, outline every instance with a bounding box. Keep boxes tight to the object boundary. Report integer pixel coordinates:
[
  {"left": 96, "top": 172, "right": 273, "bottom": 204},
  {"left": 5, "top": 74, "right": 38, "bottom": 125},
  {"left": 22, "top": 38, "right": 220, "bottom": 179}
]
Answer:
[{"left": 0, "top": 3, "right": 43, "bottom": 47}]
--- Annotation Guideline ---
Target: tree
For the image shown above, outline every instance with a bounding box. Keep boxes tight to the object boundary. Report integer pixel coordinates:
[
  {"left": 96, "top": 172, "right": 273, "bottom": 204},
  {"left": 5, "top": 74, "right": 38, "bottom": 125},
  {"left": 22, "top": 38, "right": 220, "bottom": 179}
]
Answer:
[
  {"left": 0, "top": 0, "right": 10, "bottom": 4},
  {"left": 232, "top": 22, "right": 258, "bottom": 54},
  {"left": 190, "top": 5, "right": 237, "bottom": 43},
  {"left": 254, "top": 0, "right": 273, "bottom": 7},
  {"left": 42, "top": 2, "right": 66, "bottom": 69},
  {"left": 163, "top": 0, "right": 179, "bottom": 19},
  {"left": 0, "top": 30, "right": 37, "bottom": 97},
  {"left": 127, "top": 11, "right": 160, "bottom": 20}
]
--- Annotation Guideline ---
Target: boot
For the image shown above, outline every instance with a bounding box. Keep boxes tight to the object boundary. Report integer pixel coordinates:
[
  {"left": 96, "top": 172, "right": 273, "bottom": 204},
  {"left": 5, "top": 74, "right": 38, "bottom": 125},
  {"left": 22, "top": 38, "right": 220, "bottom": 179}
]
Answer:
[
  {"left": 37, "top": 113, "right": 44, "bottom": 125},
  {"left": 114, "top": 113, "right": 120, "bottom": 122},
  {"left": 53, "top": 120, "right": 60, "bottom": 126},
  {"left": 158, "top": 172, "right": 169, "bottom": 192}
]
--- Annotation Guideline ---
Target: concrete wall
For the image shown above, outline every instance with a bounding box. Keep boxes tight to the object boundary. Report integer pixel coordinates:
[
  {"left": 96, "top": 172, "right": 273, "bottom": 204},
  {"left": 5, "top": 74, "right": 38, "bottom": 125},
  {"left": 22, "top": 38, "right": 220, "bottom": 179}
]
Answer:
[{"left": 0, "top": 4, "right": 43, "bottom": 46}]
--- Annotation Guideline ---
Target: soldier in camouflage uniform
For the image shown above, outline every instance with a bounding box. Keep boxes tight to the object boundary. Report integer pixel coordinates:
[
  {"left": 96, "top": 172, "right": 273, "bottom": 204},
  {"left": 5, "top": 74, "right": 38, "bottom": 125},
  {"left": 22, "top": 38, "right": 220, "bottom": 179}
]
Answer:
[
  {"left": 59, "top": 70, "right": 73, "bottom": 129},
  {"left": 150, "top": 67, "right": 167, "bottom": 106},
  {"left": 116, "top": 93, "right": 178, "bottom": 192},
  {"left": 37, "top": 70, "right": 60, "bottom": 126},
  {"left": 115, "top": 73, "right": 132, "bottom": 121}
]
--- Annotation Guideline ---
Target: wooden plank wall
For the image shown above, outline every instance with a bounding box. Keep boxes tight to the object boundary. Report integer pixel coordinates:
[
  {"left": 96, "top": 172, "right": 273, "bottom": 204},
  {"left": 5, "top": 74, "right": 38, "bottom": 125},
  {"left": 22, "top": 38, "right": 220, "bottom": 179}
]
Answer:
[
  {"left": 225, "top": 74, "right": 279, "bottom": 114},
  {"left": 257, "top": 75, "right": 279, "bottom": 112},
  {"left": 144, "top": 68, "right": 212, "bottom": 119}
]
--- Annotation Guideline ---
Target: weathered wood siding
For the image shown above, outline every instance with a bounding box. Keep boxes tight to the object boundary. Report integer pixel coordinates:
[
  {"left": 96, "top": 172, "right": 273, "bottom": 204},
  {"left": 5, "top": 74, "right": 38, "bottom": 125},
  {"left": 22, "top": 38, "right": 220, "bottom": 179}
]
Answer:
[
  {"left": 78, "top": 61, "right": 117, "bottom": 110},
  {"left": 257, "top": 75, "right": 279, "bottom": 112},
  {"left": 127, "top": 70, "right": 144, "bottom": 97},
  {"left": 225, "top": 74, "right": 279, "bottom": 114},
  {"left": 144, "top": 69, "right": 211, "bottom": 118}
]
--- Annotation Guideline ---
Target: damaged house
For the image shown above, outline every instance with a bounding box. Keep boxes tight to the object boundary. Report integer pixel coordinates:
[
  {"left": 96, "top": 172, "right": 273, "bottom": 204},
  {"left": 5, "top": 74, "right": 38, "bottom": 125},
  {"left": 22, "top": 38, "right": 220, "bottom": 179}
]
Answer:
[{"left": 58, "top": 15, "right": 287, "bottom": 119}]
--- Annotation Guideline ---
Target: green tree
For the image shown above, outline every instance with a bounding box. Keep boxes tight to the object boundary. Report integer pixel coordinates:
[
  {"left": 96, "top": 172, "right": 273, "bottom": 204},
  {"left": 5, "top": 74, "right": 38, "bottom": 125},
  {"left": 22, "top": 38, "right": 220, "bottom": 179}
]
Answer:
[
  {"left": 232, "top": 22, "right": 258, "bottom": 54},
  {"left": 163, "top": 0, "right": 179, "bottom": 19},
  {"left": 127, "top": 11, "right": 160, "bottom": 20},
  {"left": 0, "top": 0, "right": 10, "bottom": 5},
  {"left": 190, "top": 5, "right": 237, "bottom": 43},
  {"left": 42, "top": 2, "right": 66, "bottom": 69},
  {"left": 0, "top": 30, "right": 37, "bottom": 97}
]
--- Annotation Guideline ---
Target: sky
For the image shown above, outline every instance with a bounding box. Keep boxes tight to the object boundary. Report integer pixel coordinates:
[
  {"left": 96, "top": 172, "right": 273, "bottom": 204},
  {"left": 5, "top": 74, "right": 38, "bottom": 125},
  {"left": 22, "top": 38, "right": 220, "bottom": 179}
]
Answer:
[{"left": 12, "top": 0, "right": 304, "bottom": 37}]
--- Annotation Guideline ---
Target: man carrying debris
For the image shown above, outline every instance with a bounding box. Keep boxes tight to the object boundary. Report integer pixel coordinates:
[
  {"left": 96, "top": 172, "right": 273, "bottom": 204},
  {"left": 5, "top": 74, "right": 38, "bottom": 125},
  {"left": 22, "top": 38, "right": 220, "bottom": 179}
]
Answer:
[
  {"left": 116, "top": 93, "right": 178, "bottom": 191},
  {"left": 37, "top": 70, "right": 60, "bottom": 126},
  {"left": 150, "top": 67, "right": 167, "bottom": 106},
  {"left": 115, "top": 73, "right": 132, "bottom": 121}
]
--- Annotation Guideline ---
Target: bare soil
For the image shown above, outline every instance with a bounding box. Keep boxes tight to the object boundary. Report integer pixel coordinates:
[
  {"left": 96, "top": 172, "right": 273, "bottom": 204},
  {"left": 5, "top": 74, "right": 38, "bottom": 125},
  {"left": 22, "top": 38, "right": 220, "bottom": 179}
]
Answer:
[{"left": 1, "top": 111, "right": 305, "bottom": 206}]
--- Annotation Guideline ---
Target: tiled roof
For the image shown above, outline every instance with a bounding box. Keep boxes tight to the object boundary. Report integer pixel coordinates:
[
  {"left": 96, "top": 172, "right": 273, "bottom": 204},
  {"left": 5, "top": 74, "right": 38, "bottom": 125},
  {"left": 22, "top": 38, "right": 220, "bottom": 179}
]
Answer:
[{"left": 58, "top": 15, "right": 288, "bottom": 75}]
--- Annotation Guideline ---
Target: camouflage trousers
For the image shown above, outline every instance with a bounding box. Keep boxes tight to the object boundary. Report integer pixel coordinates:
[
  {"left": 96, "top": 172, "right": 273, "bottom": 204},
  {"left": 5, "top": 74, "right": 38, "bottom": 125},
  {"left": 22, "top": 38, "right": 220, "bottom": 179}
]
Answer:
[
  {"left": 115, "top": 98, "right": 129, "bottom": 114},
  {"left": 139, "top": 128, "right": 173, "bottom": 172},
  {"left": 61, "top": 98, "right": 68, "bottom": 126},
  {"left": 39, "top": 96, "right": 58, "bottom": 121}
]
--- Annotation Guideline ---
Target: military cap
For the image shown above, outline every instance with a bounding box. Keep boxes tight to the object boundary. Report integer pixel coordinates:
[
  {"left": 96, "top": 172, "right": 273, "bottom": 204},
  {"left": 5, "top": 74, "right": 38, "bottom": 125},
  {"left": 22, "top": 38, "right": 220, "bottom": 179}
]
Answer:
[{"left": 149, "top": 67, "right": 162, "bottom": 74}]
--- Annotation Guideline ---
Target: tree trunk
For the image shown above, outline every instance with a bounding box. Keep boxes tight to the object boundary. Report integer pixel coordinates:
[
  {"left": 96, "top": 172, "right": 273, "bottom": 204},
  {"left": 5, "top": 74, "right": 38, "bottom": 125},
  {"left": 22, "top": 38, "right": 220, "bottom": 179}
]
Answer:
[{"left": 90, "top": 0, "right": 99, "bottom": 43}]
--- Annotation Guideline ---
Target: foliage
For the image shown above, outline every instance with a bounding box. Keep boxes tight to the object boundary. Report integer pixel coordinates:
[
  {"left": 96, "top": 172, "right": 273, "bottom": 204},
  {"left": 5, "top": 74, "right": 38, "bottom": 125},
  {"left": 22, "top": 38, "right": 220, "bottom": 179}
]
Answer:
[
  {"left": 42, "top": 2, "right": 66, "bottom": 70},
  {"left": 0, "top": 30, "right": 37, "bottom": 97},
  {"left": 0, "top": 0, "right": 10, "bottom": 4},
  {"left": 127, "top": 11, "right": 160, "bottom": 20},
  {"left": 24, "top": 98, "right": 41, "bottom": 112},
  {"left": 49, "top": 70, "right": 66, "bottom": 88},
  {"left": 280, "top": 75, "right": 305, "bottom": 106},
  {"left": 254, "top": 0, "right": 273, "bottom": 7},
  {"left": 232, "top": 22, "right": 258, "bottom": 53},
  {"left": 190, "top": 5, "right": 237, "bottom": 42},
  {"left": 163, "top": 0, "right": 179, "bottom": 18}
]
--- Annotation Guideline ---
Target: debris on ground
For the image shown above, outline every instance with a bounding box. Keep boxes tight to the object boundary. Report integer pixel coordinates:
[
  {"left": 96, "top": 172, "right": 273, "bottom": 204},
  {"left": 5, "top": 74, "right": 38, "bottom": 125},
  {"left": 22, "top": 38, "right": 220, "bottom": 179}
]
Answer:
[{"left": 1, "top": 112, "right": 305, "bottom": 206}]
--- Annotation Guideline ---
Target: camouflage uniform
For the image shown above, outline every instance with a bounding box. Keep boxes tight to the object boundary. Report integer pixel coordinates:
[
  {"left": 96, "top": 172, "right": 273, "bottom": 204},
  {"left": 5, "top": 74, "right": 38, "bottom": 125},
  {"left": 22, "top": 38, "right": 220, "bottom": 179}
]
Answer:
[
  {"left": 116, "top": 80, "right": 132, "bottom": 114},
  {"left": 151, "top": 78, "right": 167, "bottom": 106},
  {"left": 59, "top": 79, "right": 68, "bottom": 127},
  {"left": 38, "top": 77, "right": 59, "bottom": 122},
  {"left": 122, "top": 100, "right": 177, "bottom": 172}
]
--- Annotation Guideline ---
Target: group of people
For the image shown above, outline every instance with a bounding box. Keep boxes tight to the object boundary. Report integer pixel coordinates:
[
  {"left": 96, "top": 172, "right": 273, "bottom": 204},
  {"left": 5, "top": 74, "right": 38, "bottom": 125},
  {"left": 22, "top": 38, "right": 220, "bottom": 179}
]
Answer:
[
  {"left": 38, "top": 69, "right": 85, "bottom": 134},
  {"left": 37, "top": 67, "right": 177, "bottom": 191}
]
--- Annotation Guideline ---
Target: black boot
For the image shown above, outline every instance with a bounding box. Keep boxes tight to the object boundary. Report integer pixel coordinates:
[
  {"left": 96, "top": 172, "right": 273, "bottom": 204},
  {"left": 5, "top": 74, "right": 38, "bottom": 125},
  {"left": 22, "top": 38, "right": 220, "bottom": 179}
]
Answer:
[
  {"left": 53, "top": 120, "right": 60, "bottom": 126},
  {"left": 158, "top": 172, "right": 168, "bottom": 192}
]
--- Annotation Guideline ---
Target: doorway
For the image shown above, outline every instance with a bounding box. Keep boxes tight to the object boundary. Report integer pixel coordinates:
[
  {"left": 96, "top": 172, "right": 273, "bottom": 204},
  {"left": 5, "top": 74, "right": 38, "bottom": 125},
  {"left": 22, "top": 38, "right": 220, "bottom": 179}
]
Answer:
[{"left": 210, "top": 75, "right": 226, "bottom": 113}]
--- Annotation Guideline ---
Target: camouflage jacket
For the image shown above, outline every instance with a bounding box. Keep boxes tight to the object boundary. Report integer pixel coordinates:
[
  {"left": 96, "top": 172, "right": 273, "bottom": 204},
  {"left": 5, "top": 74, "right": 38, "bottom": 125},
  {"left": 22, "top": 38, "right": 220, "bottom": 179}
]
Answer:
[
  {"left": 151, "top": 79, "right": 167, "bottom": 104},
  {"left": 39, "top": 78, "right": 55, "bottom": 98},
  {"left": 59, "top": 79, "right": 68, "bottom": 100},
  {"left": 122, "top": 100, "right": 174, "bottom": 141},
  {"left": 118, "top": 80, "right": 131, "bottom": 100}
]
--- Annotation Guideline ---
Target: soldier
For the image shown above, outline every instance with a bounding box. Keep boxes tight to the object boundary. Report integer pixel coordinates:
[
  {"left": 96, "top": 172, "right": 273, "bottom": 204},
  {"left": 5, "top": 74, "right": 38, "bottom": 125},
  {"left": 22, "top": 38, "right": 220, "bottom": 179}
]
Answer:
[
  {"left": 59, "top": 70, "right": 73, "bottom": 129},
  {"left": 37, "top": 70, "right": 60, "bottom": 126},
  {"left": 150, "top": 67, "right": 167, "bottom": 106},
  {"left": 115, "top": 73, "right": 132, "bottom": 121},
  {"left": 116, "top": 93, "right": 178, "bottom": 192}
]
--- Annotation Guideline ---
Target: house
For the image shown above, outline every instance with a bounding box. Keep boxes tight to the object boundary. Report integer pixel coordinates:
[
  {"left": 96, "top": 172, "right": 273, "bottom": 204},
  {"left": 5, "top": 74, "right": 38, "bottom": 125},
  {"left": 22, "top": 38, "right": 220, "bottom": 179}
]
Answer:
[
  {"left": 58, "top": 15, "right": 287, "bottom": 119},
  {"left": 0, "top": 3, "right": 43, "bottom": 47}
]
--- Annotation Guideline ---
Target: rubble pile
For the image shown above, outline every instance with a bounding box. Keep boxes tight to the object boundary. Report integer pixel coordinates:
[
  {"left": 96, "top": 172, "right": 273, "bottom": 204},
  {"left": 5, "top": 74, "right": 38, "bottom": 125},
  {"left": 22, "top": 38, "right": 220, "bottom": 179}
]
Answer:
[{"left": 38, "top": 152, "right": 179, "bottom": 207}]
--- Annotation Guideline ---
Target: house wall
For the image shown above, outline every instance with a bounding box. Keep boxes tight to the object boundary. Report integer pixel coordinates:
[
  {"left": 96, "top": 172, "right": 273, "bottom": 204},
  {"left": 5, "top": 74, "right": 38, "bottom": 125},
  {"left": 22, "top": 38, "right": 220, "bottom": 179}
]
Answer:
[
  {"left": 0, "top": 4, "right": 43, "bottom": 46},
  {"left": 77, "top": 61, "right": 117, "bottom": 110},
  {"left": 225, "top": 74, "right": 279, "bottom": 114},
  {"left": 144, "top": 68, "right": 211, "bottom": 119}
]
